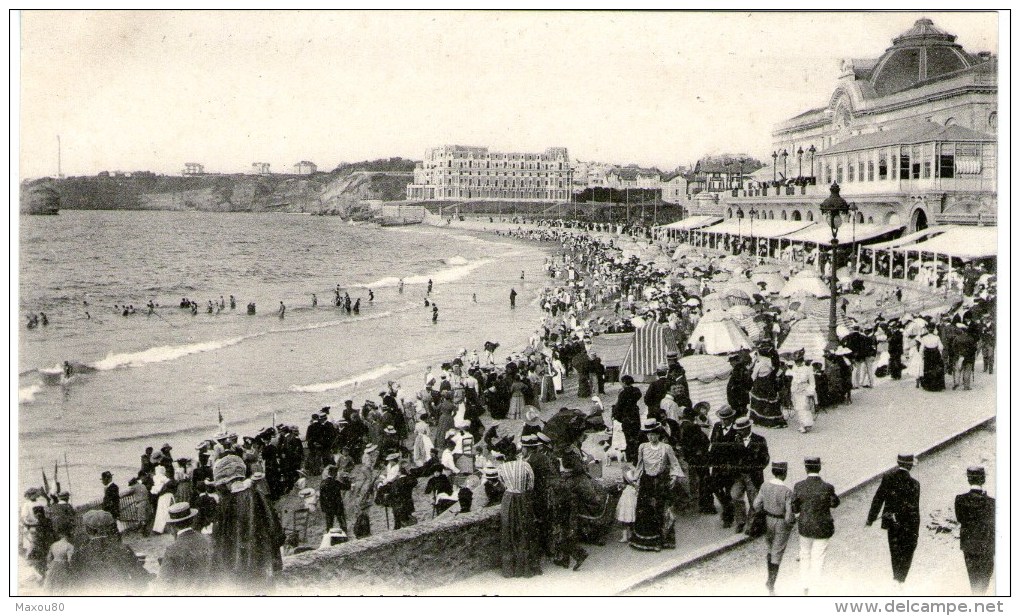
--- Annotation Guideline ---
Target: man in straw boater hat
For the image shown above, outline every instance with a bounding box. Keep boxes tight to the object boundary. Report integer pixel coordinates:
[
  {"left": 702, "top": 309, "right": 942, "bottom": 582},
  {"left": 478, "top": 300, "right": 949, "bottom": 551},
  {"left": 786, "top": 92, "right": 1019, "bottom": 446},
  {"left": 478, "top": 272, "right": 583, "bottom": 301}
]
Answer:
[
  {"left": 866, "top": 453, "right": 922, "bottom": 590},
  {"left": 210, "top": 454, "right": 285, "bottom": 593},
  {"left": 159, "top": 501, "right": 212, "bottom": 593},
  {"left": 792, "top": 456, "right": 840, "bottom": 596},
  {"left": 955, "top": 465, "right": 995, "bottom": 595},
  {"left": 752, "top": 461, "right": 795, "bottom": 595}
]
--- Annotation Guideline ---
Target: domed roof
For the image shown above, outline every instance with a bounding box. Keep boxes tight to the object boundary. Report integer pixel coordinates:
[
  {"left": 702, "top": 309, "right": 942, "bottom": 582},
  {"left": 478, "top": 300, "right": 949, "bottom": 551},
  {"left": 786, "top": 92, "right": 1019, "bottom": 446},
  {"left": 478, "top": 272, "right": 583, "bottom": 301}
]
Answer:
[{"left": 871, "top": 18, "right": 974, "bottom": 96}]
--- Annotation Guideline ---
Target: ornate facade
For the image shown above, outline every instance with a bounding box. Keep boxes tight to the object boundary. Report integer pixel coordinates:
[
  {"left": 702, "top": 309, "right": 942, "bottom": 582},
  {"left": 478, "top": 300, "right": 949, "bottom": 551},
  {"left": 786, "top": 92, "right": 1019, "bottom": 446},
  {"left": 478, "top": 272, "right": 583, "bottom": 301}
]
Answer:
[{"left": 728, "top": 18, "right": 997, "bottom": 232}]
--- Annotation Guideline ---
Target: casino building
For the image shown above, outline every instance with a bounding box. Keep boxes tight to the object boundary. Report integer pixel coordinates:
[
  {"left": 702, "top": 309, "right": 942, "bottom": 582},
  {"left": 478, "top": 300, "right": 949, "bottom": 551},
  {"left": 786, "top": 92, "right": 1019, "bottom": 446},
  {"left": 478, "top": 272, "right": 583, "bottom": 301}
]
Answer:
[
  {"left": 657, "top": 18, "right": 998, "bottom": 277},
  {"left": 406, "top": 145, "right": 571, "bottom": 202},
  {"left": 723, "top": 17, "right": 997, "bottom": 233}
]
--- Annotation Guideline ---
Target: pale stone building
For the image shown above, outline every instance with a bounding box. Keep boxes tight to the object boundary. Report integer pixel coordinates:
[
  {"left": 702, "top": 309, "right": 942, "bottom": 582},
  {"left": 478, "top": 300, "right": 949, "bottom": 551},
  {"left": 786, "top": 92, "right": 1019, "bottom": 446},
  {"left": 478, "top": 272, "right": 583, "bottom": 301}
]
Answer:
[{"left": 406, "top": 145, "right": 571, "bottom": 201}]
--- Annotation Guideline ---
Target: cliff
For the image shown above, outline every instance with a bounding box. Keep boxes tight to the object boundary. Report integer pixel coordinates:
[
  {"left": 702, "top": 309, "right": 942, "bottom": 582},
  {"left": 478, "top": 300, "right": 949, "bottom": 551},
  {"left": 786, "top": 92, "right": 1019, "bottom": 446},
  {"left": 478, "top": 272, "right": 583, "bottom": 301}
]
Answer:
[{"left": 20, "top": 158, "right": 416, "bottom": 216}]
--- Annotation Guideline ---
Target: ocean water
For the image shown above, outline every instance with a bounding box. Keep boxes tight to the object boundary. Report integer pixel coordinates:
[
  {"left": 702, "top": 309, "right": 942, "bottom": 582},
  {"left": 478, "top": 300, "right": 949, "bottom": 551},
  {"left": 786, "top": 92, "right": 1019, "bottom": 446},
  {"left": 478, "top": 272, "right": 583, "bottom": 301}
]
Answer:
[{"left": 18, "top": 211, "right": 550, "bottom": 501}]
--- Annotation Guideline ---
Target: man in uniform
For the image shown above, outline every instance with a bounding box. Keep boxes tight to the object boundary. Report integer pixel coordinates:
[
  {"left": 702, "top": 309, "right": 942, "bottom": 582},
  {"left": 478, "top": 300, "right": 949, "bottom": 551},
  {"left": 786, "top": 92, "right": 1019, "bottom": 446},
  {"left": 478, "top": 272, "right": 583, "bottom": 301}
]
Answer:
[
  {"left": 753, "top": 461, "right": 795, "bottom": 595},
  {"left": 955, "top": 466, "right": 995, "bottom": 595},
  {"left": 866, "top": 453, "right": 921, "bottom": 589},
  {"left": 792, "top": 456, "right": 840, "bottom": 595}
]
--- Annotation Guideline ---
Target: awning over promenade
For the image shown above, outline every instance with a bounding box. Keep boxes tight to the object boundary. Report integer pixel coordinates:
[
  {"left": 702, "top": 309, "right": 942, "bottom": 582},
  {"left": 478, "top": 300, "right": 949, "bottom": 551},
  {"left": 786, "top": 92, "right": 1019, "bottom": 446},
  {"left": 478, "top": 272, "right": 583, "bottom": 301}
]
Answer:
[
  {"left": 866, "top": 227, "right": 947, "bottom": 251},
  {"left": 657, "top": 215, "right": 722, "bottom": 232},
  {"left": 698, "top": 219, "right": 814, "bottom": 239},
  {"left": 783, "top": 222, "right": 903, "bottom": 246},
  {"left": 898, "top": 226, "right": 998, "bottom": 259}
]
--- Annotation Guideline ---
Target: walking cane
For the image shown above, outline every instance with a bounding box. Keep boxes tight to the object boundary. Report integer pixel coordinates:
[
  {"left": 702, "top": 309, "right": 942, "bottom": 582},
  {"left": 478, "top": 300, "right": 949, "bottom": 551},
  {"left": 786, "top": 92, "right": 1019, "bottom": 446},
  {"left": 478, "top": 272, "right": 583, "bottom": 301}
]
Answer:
[{"left": 385, "top": 506, "right": 391, "bottom": 530}]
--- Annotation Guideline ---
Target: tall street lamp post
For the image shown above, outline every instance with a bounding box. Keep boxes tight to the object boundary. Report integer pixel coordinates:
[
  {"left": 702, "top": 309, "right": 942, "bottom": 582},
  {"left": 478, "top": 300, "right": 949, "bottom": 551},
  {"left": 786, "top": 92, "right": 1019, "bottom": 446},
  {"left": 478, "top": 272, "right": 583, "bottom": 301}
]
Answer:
[
  {"left": 771, "top": 151, "right": 778, "bottom": 182},
  {"left": 797, "top": 147, "right": 804, "bottom": 177},
  {"left": 819, "top": 183, "right": 851, "bottom": 350},
  {"left": 781, "top": 149, "right": 789, "bottom": 178},
  {"left": 808, "top": 145, "right": 817, "bottom": 179}
]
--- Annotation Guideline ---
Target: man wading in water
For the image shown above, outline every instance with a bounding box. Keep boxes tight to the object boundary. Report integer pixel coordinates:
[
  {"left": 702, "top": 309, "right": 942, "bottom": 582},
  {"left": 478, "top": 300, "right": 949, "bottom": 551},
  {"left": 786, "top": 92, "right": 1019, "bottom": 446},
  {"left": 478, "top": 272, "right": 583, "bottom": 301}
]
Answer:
[{"left": 510, "top": 288, "right": 518, "bottom": 309}]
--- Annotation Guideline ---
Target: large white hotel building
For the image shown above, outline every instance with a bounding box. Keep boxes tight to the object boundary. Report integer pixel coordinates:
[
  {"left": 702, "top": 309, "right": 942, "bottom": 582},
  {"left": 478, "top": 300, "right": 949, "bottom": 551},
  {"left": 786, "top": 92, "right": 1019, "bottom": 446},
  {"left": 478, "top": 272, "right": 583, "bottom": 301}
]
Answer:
[{"left": 406, "top": 145, "right": 571, "bottom": 202}]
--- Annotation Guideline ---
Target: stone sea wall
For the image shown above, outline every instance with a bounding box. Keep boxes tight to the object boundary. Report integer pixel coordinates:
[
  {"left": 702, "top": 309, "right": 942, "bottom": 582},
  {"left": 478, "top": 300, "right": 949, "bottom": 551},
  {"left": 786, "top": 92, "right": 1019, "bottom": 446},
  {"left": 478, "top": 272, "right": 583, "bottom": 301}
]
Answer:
[{"left": 277, "top": 506, "right": 502, "bottom": 594}]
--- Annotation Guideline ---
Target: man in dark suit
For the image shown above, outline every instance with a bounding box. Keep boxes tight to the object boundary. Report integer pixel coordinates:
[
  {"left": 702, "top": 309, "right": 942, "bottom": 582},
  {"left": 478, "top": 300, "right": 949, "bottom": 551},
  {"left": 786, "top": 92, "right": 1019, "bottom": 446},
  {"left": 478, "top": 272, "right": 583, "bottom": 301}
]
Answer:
[
  {"left": 676, "top": 406, "right": 714, "bottom": 514},
  {"left": 955, "top": 466, "right": 995, "bottom": 595},
  {"left": 729, "top": 417, "right": 770, "bottom": 534},
  {"left": 159, "top": 502, "right": 213, "bottom": 593},
  {"left": 100, "top": 471, "right": 120, "bottom": 523},
  {"left": 867, "top": 454, "right": 921, "bottom": 588},
  {"left": 709, "top": 405, "right": 739, "bottom": 527},
  {"left": 726, "top": 354, "right": 753, "bottom": 417},
  {"left": 792, "top": 457, "right": 840, "bottom": 595},
  {"left": 887, "top": 322, "right": 905, "bottom": 380},
  {"left": 643, "top": 363, "right": 671, "bottom": 415},
  {"left": 318, "top": 465, "right": 350, "bottom": 533}
]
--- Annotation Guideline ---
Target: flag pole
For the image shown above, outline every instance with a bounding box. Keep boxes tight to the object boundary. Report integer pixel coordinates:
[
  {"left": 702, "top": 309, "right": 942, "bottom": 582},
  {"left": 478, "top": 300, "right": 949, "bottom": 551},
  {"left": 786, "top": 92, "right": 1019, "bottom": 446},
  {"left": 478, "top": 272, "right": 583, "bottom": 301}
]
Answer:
[{"left": 64, "top": 453, "right": 73, "bottom": 502}]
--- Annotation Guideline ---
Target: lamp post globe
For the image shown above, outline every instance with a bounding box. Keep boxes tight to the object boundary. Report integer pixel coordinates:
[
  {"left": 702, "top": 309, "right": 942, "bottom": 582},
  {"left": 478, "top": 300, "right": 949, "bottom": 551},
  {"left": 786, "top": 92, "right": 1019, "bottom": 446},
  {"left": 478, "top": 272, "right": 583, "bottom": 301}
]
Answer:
[{"left": 819, "top": 183, "right": 850, "bottom": 350}]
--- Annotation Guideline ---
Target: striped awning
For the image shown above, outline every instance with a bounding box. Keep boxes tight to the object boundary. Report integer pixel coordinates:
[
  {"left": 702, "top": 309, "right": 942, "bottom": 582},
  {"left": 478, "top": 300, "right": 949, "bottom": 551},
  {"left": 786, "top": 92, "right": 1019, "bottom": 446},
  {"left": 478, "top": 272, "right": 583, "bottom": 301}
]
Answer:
[
  {"left": 657, "top": 216, "right": 723, "bottom": 231},
  {"left": 698, "top": 219, "right": 815, "bottom": 238},
  {"left": 783, "top": 223, "right": 903, "bottom": 246},
  {"left": 590, "top": 332, "right": 634, "bottom": 369}
]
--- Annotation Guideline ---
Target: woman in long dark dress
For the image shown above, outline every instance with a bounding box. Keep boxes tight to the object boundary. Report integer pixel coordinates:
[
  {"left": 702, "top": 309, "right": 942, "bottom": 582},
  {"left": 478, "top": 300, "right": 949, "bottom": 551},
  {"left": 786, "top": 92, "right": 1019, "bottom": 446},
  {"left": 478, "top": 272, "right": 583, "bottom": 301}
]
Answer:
[
  {"left": 629, "top": 420, "right": 683, "bottom": 552},
  {"left": 497, "top": 456, "right": 542, "bottom": 578},
  {"left": 749, "top": 348, "right": 786, "bottom": 428},
  {"left": 919, "top": 328, "right": 946, "bottom": 392}
]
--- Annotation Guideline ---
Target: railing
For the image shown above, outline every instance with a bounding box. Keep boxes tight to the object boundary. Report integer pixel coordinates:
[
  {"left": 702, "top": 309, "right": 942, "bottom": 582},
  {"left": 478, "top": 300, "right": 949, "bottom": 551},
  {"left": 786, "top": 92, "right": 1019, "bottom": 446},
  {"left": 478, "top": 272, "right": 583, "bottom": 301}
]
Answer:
[{"left": 933, "top": 212, "right": 997, "bottom": 226}]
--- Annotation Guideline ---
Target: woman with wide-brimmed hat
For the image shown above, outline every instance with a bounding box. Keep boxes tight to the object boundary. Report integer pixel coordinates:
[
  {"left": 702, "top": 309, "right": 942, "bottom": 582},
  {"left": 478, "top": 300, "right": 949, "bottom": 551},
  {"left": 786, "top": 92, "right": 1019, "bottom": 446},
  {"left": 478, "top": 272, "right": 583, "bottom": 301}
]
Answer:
[{"left": 630, "top": 419, "right": 684, "bottom": 552}]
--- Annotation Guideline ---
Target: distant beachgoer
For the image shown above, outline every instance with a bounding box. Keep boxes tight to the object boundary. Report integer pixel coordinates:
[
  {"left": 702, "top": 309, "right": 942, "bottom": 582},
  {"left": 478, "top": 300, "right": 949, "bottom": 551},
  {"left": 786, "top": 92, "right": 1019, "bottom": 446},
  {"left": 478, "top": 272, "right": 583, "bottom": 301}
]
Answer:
[
  {"left": 427, "top": 279, "right": 433, "bottom": 295},
  {"left": 40, "top": 312, "right": 49, "bottom": 326},
  {"left": 353, "top": 299, "right": 360, "bottom": 314},
  {"left": 247, "top": 302, "right": 255, "bottom": 315},
  {"left": 219, "top": 296, "right": 225, "bottom": 310},
  {"left": 424, "top": 298, "right": 430, "bottom": 307},
  {"left": 312, "top": 294, "right": 317, "bottom": 308},
  {"left": 368, "top": 289, "right": 374, "bottom": 302},
  {"left": 278, "top": 302, "right": 286, "bottom": 320},
  {"left": 63, "top": 361, "right": 73, "bottom": 379},
  {"left": 85, "top": 311, "right": 90, "bottom": 319},
  {"left": 207, "top": 301, "right": 214, "bottom": 314},
  {"left": 521, "top": 271, "right": 525, "bottom": 280},
  {"left": 472, "top": 293, "right": 477, "bottom": 303},
  {"left": 147, "top": 301, "right": 155, "bottom": 316},
  {"left": 510, "top": 288, "right": 518, "bottom": 309},
  {"left": 229, "top": 295, "right": 236, "bottom": 310},
  {"left": 398, "top": 279, "right": 405, "bottom": 294},
  {"left": 192, "top": 304, "right": 198, "bottom": 316},
  {"left": 432, "top": 305, "right": 439, "bottom": 324}
]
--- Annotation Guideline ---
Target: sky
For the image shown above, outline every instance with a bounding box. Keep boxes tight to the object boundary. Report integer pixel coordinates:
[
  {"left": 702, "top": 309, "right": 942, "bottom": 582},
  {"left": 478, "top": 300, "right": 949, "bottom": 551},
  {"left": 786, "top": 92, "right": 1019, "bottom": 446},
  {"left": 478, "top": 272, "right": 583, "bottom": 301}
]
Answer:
[{"left": 17, "top": 10, "right": 999, "bottom": 179}]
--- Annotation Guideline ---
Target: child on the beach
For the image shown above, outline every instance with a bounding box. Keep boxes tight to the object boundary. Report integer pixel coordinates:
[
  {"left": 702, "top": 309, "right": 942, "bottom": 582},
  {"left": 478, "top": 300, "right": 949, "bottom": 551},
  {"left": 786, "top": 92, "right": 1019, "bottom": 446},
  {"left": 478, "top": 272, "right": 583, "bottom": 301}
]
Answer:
[{"left": 616, "top": 466, "right": 638, "bottom": 542}]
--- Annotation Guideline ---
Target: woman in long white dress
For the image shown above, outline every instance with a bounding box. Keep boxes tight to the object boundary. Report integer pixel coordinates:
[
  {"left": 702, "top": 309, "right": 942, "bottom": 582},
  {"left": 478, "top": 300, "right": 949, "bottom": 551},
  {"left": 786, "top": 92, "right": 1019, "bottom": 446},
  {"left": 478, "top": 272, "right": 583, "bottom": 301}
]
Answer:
[
  {"left": 150, "top": 466, "right": 175, "bottom": 534},
  {"left": 551, "top": 354, "right": 565, "bottom": 394},
  {"left": 789, "top": 354, "right": 817, "bottom": 433}
]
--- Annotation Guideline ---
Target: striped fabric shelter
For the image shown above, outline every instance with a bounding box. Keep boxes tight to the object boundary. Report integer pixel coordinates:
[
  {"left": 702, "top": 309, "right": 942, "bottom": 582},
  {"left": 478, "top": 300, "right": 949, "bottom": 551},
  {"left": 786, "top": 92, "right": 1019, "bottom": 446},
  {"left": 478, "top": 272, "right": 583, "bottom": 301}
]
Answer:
[
  {"left": 620, "top": 322, "right": 679, "bottom": 383},
  {"left": 678, "top": 354, "right": 732, "bottom": 419}
]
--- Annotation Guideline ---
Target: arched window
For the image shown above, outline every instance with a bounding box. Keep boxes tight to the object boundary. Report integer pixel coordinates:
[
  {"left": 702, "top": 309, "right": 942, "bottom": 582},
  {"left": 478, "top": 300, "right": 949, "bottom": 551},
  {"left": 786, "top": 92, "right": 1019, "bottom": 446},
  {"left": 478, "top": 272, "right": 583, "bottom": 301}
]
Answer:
[
  {"left": 767, "top": 210, "right": 774, "bottom": 220},
  {"left": 867, "top": 216, "right": 874, "bottom": 224},
  {"left": 806, "top": 211, "right": 814, "bottom": 222},
  {"left": 989, "top": 112, "right": 997, "bottom": 129},
  {"left": 781, "top": 211, "right": 787, "bottom": 220},
  {"left": 727, "top": 208, "right": 733, "bottom": 219},
  {"left": 791, "top": 210, "right": 802, "bottom": 221},
  {"left": 856, "top": 212, "right": 865, "bottom": 224}
]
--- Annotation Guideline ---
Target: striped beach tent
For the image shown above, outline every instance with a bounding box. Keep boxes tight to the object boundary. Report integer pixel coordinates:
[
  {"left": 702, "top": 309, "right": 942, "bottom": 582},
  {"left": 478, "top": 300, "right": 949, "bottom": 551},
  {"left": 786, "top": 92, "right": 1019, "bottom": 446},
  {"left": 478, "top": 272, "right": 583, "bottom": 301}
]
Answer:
[
  {"left": 620, "top": 322, "right": 679, "bottom": 383},
  {"left": 679, "top": 354, "right": 732, "bottom": 421}
]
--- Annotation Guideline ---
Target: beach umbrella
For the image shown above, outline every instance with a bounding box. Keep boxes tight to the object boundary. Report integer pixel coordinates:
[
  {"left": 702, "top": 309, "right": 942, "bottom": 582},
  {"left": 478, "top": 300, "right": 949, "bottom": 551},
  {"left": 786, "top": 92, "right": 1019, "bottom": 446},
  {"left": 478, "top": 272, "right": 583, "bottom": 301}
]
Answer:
[
  {"left": 724, "top": 288, "right": 751, "bottom": 305},
  {"left": 726, "top": 304, "right": 756, "bottom": 320},
  {"left": 752, "top": 264, "right": 782, "bottom": 275},
  {"left": 701, "top": 292, "right": 730, "bottom": 312},
  {"left": 779, "top": 271, "right": 830, "bottom": 299},
  {"left": 685, "top": 298, "right": 701, "bottom": 307},
  {"left": 688, "top": 316, "right": 753, "bottom": 355},
  {"left": 678, "top": 278, "right": 702, "bottom": 293},
  {"left": 712, "top": 271, "right": 732, "bottom": 283},
  {"left": 750, "top": 272, "right": 786, "bottom": 294}
]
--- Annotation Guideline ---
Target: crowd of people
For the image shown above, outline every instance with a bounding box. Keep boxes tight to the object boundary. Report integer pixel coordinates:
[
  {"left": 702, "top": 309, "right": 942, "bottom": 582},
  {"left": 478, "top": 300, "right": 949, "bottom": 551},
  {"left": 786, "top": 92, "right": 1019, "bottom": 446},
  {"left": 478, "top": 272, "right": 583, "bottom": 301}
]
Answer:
[{"left": 18, "top": 219, "right": 997, "bottom": 595}]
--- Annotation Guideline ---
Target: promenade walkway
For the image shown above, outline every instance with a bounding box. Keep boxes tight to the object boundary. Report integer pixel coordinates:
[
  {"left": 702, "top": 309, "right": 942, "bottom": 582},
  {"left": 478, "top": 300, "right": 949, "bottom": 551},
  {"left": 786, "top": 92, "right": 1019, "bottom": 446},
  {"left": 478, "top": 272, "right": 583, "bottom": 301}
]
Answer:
[{"left": 427, "top": 363, "right": 996, "bottom": 596}]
